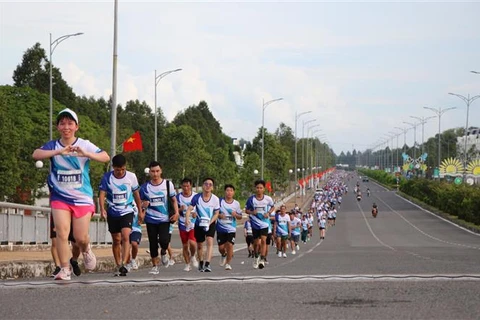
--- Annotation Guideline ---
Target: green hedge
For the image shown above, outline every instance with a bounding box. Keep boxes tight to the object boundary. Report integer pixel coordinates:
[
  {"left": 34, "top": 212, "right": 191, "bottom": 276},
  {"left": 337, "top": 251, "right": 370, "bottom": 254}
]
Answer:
[{"left": 399, "top": 179, "right": 480, "bottom": 225}]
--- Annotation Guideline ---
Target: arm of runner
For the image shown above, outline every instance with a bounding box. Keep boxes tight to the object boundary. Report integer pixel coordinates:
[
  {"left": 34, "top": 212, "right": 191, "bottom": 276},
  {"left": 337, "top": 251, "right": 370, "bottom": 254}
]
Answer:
[
  {"left": 169, "top": 195, "right": 180, "bottom": 222},
  {"left": 210, "top": 209, "right": 220, "bottom": 224},
  {"left": 98, "top": 190, "right": 107, "bottom": 220},
  {"left": 133, "top": 190, "right": 143, "bottom": 223},
  {"left": 185, "top": 205, "right": 194, "bottom": 227}
]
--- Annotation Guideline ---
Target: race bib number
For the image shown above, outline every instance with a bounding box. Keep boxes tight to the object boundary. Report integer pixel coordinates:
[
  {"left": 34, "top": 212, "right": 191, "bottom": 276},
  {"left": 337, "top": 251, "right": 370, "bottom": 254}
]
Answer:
[
  {"left": 57, "top": 170, "right": 82, "bottom": 189},
  {"left": 199, "top": 217, "right": 210, "bottom": 228},
  {"left": 113, "top": 192, "right": 127, "bottom": 204},
  {"left": 150, "top": 196, "right": 165, "bottom": 207}
]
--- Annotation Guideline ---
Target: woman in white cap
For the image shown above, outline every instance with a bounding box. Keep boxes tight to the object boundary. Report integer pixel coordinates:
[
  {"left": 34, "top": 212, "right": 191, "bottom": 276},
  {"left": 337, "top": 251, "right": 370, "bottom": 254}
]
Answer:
[{"left": 33, "top": 108, "right": 110, "bottom": 280}]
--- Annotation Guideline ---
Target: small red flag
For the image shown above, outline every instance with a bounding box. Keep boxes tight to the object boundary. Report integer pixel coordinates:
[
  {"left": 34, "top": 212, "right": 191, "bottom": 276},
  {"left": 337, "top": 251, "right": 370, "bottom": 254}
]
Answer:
[
  {"left": 266, "top": 181, "right": 272, "bottom": 193},
  {"left": 122, "top": 131, "right": 143, "bottom": 152}
]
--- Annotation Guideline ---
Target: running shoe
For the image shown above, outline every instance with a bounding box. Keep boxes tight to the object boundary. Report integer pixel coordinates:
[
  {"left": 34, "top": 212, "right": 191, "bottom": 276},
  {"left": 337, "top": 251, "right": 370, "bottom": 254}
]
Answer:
[
  {"left": 83, "top": 247, "right": 97, "bottom": 271},
  {"left": 125, "top": 262, "right": 133, "bottom": 272},
  {"left": 54, "top": 267, "right": 71, "bottom": 280},
  {"left": 70, "top": 258, "right": 81, "bottom": 277},
  {"left": 168, "top": 259, "right": 175, "bottom": 266},
  {"left": 161, "top": 254, "right": 169, "bottom": 267},
  {"left": 149, "top": 266, "right": 159, "bottom": 275},
  {"left": 51, "top": 266, "right": 61, "bottom": 278},
  {"left": 219, "top": 254, "right": 227, "bottom": 267},
  {"left": 292, "top": 250, "right": 296, "bottom": 255},
  {"left": 183, "top": 264, "right": 192, "bottom": 272},
  {"left": 131, "top": 259, "right": 138, "bottom": 270},
  {"left": 296, "top": 244, "right": 300, "bottom": 251},
  {"left": 253, "top": 256, "right": 260, "bottom": 269},
  {"left": 277, "top": 251, "right": 282, "bottom": 258},
  {"left": 282, "top": 253, "right": 287, "bottom": 258},
  {"left": 224, "top": 264, "right": 232, "bottom": 270},
  {"left": 258, "top": 259, "right": 265, "bottom": 269},
  {"left": 191, "top": 256, "right": 199, "bottom": 268},
  {"left": 119, "top": 265, "right": 128, "bottom": 276},
  {"left": 204, "top": 265, "right": 212, "bottom": 272}
]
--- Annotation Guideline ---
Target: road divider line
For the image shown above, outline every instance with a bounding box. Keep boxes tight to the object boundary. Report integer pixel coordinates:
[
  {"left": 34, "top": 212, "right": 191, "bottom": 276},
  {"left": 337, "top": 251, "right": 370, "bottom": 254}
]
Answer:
[{"left": 356, "top": 201, "right": 396, "bottom": 251}]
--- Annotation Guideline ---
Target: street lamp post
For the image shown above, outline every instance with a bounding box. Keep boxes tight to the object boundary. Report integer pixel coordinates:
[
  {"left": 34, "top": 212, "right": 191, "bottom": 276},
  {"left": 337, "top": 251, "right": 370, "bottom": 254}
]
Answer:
[
  {"left": 403, "top": 121, "right": 419, "bottom": 160},
  {"left": 448, "top": 92, "right": 480, "bottom": 178},
  {"left": 49, "top": 32, "right": 83, "bottom": 140},
  {"left": 294, "top": 111, "right": 311, "bottom": 199},
  {"left": 261, "top": 98, "right": 283, "bottom": 179},
  {"left": 306, "top": 125, "right": 320, "bottom": 187},
  {"left": 301, "top": 119, "right": 316, "bottom": 195},
  {"left": 310, "top": 129, "right": 322, "bottom": 187},
  {"left": 424, "top": 106, "right": 457, "bottom": 170},
  {"left": 154, "top": 68, "right": 182, "bottom": 161},
  {"left": 410, "top": 115, "right": 436, "bottom": 155}
]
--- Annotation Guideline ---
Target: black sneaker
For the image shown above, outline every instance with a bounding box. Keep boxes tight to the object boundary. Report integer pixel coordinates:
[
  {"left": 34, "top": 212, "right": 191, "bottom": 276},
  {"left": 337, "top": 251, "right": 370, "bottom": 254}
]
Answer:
[
  {"left": 198, "top": 261, "right": 204, "bottom": 272},
  {"left": 204, "top": 265, "right": 212, "bottom": 272},
  {"left": 70, "top": 258, "right": 81, "bottom": 277},
  {"left": 119, "top": 265, "right": 128, "bottom": 276},
  {"left": 51, "top": 266, "right": 61, "bottom": 278}
]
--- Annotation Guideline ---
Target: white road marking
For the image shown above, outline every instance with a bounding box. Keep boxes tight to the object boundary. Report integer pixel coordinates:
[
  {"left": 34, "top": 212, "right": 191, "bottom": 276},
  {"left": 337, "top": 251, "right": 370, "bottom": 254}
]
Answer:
[{"left": 356, "top": 200, "right": 396, "bottom": 251}]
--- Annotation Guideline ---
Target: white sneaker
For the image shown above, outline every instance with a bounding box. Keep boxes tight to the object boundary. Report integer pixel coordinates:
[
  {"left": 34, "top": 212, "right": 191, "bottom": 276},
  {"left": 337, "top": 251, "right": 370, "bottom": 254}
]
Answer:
[
  {"left": 169, "top": 259, "right": 175, "bottom": 266},
  {"left": 277, "top": 251, "right": 282, "bottom": 258},
  {"left": 219, "top": 255, "right": 227, "bottom": 267},
  {"left": 191, "top": 256, "right": 199, "bottom": 268},
  {"left": 161, "top": 254, "right": 168, "bottom": 267},
  {"left": 296, "top": 245, "right": 300, "bottom": 251},
  {"left": 131, "top": 259, "right": 138, "bottom": 270},
  {"left": 83, "top": 247, "right": 97, "bottom": 271},
  {"left": 258, "top": 259, "right": 265, "bottom": 269},
  {"left": 149, "top": 266, "right": 159, "bottom": 275},
  {"left": 253, "top": 256, "right": 259, "bottom": 269},
  {"left": 225, "top": 264, "right": 232, "bottom": 270},
  {"left": 54, "top": 267, "right": 71, "bottom": 280},
  {"left": 282, "top": 253, "right": 287, "bottom": 258},
  {"left": 125, "top": 262, "right": 132, "bottom": 272},
  {"left": 292, "top": 250, "right": 296, "bottom": 255},
  {"left": 183, "top": 264, "right": 192, "bottom": 272}
]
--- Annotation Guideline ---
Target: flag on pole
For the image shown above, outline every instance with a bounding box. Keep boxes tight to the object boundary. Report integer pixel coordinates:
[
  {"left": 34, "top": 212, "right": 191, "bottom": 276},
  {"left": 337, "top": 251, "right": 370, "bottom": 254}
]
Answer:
[
  {"left": 266, "top": 181, "right": 272, "bottom": 193},
  {"left": 122, "top": 131, "right": 143, "bottom": 152}
]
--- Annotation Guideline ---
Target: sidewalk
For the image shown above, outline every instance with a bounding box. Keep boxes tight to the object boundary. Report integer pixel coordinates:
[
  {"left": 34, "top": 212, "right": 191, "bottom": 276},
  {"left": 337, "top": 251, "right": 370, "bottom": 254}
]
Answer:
[{"left": 0, "top": 190, "right": 314, "bottom": 280}]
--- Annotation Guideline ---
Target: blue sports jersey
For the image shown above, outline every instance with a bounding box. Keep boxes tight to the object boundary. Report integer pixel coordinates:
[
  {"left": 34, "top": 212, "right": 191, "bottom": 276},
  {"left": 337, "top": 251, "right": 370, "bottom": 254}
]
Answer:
[
  {"left": 140, "top": 179, "right": 176, "bottom": 224},
  {"left": 191, "top": 193, "right": 220, "bottom": 231},
  {"left": 40, "top": 138, "right": 103, "bottom": 206},
  {"left": 216, "top": 198, "right": 242, "bottom": 234},
  {"left": 245, "top": 195, "right": 274, "bottom": 230},
  {"left": 244, "top": 220, "right": 253, "bottom": 236},
  {"left": 275, "top": 214, "right": 290, "bottom": 236},
  {"left": 99, "top": 170, "right": 139, "bottom": 217},
  {"left": 290, "top": 217, "right": 301, "bottom": 236},
  {"left": 176, "top": 192, "right": 197, "bottom": 232},
  {"left": 131, "top": 205, "right": 141, "bottom": 233}
]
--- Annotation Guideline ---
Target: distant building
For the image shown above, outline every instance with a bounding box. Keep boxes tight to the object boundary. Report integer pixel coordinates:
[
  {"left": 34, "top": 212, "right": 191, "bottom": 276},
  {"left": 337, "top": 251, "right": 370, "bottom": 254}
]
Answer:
[{"left": 456, "top": 127, "right": 480, "bottom": 160}]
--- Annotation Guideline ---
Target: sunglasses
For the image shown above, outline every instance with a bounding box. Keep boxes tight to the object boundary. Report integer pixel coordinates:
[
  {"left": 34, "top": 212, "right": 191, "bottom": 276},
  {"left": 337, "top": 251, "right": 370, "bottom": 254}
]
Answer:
[{"left": 203, "top": 182, "right": 213, "bottom": 187}]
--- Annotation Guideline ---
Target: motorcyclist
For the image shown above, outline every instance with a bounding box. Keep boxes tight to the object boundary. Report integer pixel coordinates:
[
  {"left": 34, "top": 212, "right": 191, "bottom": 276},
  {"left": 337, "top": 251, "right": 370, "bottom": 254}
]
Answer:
[
  {"left": 372, "top": 202, "right": 378, "bottom": 217},
  {"left": 367, "top": 188, "right": 370, "bottom": 197}
]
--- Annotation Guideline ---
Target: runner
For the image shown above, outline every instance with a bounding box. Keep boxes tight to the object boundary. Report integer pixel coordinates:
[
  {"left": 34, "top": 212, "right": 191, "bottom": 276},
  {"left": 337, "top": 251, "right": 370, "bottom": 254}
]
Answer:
[
  {"left": 125, "top": 205, "right": 141, "bottom": 272},
  {"left": 245, "top": 180, "right": 275, "bottom": 269},
  {"left": 99, "top": 154, "right": 142, "bottom": 276},
  {"left": 274, "top": 204, "right": 290, "bottom": 258},
  {"left": 32, "top": 108, "right": 110, "bottom": 280},
  {"left": 185, "top": 178, "right": 220, "bottom": 272},
  {"left": 289, "top": 210, "right": 301, "bottom": 254},
  {"left": 140, "top": 161, "right": 179, "bottom": 275},
  {"left": 244, "top": 219, "right": 254, "bottom": 258},
  {"left": 216, "top": 184, "right": 243, "bottom": 270},
  {"left": 176, "top": 178, "right": 198, "bottom": 272}
]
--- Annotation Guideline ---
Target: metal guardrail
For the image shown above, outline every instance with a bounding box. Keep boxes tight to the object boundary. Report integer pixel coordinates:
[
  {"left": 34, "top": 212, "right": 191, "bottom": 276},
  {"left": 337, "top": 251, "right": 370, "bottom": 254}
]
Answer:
[{"left": 0, "top": 202, "right": 111, "bottom": 245}]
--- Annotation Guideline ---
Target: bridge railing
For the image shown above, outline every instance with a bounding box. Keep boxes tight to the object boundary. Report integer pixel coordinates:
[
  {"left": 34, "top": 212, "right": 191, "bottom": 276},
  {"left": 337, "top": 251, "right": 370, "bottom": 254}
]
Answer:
[{"left": 0, "top": 202, "right": 111, "bottom": 246}]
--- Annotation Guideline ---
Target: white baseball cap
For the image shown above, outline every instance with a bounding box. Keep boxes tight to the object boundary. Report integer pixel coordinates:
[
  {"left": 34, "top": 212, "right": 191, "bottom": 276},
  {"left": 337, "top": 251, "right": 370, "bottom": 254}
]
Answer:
[{"left": 57, "top": 108, "right": 79, "bottom": 124}]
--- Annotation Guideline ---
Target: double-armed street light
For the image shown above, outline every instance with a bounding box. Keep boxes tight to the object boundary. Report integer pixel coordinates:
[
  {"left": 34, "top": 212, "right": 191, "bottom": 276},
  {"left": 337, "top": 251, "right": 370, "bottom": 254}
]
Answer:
[
  {"left": 261, "top": 98, "right": 283, "bottom": 179},
  {"left": 49, "top": 32, "right": 84, "bottom": 140}
]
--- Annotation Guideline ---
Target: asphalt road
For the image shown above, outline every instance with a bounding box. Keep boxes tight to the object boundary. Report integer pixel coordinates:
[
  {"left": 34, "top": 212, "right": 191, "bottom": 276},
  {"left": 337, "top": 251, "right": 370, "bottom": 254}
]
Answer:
[{"left": 1, "top": 177, "right": 479, "bottom": 319}]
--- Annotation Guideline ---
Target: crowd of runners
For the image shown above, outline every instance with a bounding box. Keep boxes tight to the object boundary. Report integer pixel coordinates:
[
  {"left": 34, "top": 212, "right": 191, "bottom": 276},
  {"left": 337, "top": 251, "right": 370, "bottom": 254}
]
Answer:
[{"left": 35, "top": 108, "right": 350, "bottom": 280}]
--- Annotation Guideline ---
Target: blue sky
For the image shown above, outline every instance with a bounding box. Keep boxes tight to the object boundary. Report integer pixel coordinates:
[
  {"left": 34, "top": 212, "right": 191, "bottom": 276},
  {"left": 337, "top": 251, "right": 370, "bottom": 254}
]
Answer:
[{"left": 1, "top": 1, "right": 480, "bottom": 156}]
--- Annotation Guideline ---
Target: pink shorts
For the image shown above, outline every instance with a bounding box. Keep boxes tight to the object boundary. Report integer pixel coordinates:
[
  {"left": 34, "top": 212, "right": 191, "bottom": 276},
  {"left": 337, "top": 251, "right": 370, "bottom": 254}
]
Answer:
[{"left": 51, "top": 201, "right": 95, "bottom": 219}]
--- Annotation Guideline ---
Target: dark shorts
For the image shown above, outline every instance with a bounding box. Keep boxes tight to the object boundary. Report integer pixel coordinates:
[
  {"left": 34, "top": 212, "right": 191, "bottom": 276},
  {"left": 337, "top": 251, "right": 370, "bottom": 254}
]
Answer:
[
  {"left": 217, "top": 232, "right": 236, "bottom": 245},
  {"left": 290, "top": 234, "right": 300, "bottom": 243},
  {"left": 252, "top": 227, "right": 268, "bottom": 240},
  {"left": 266, "top": 233, "right": 273, "bottom": 245},
  {"left": 129, "top": 231, "right": 142, "bottom": 244},
  {"left": 277, "top": 235, "right": 288, "bottom": 241},
  {"left": 107, "top": 212, "right": 134, "bottom": 234},
  {"left": 194, "top": 222, "right": 216, "bottom": 243},
  {"left": 245, "top": 235, "right": 254, "bottom": 246},
  {"left": 49, "top": 214, "right": 75, "bottom": 242}
]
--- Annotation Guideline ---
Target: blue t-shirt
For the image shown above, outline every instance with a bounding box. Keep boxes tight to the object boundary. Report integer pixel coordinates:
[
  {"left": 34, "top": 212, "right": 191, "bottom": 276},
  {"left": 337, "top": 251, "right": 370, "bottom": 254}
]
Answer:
[
  {"left": 99, "top": 170, "right": 139, "bottom": 217},
  {"left": 191, "top": 193, "right": 220, "bottom": 230},
  {"left": 140, "top": 179, "right": 176, "bottom": 224},
  {"left": 245, "top": 194, "right": 274, "bottom": 230},
  {"left": 216, "top": 198, "right": 242, "bottom": 234},
  {"left": 176, "top": 192, "right": 197, "bottom": 232}
]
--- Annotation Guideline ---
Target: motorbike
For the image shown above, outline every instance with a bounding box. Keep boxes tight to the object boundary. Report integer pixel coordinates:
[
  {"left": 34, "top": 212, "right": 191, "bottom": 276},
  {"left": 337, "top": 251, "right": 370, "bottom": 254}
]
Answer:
[
  {"left": 372, "top": 206, "right": 378, "bottom": 218},
  {"left": 356, "top": 193, "right": 362, "bottom": 202}
]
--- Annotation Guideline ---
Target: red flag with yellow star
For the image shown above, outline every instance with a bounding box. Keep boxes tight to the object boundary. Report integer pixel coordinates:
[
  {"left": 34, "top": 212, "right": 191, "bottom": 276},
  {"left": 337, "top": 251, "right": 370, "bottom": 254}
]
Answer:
[{"left": 122, "top": 131, "right": 143, "bottom": 152}]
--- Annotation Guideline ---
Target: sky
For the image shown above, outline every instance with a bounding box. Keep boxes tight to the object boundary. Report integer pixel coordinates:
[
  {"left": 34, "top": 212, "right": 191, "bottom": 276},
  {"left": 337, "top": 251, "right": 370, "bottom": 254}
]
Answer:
[{"left": 1, "top": 0, "right": 480, "bottom": 156}]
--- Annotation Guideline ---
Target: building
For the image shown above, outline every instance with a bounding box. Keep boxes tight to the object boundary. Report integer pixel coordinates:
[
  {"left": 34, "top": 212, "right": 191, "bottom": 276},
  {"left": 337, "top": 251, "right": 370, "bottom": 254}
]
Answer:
[{"left": 456, "top": 127, "right": 480, "bottom": 161}]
